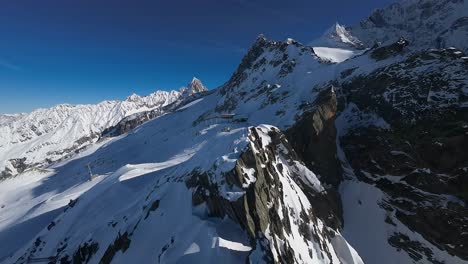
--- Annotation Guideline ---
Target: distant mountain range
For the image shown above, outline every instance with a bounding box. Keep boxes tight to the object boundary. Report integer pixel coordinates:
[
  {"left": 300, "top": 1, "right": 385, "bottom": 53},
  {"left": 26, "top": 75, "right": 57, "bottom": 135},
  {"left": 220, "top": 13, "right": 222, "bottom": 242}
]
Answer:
[{"left": 0, "top": 78, "right": 207, "bottom": 178}]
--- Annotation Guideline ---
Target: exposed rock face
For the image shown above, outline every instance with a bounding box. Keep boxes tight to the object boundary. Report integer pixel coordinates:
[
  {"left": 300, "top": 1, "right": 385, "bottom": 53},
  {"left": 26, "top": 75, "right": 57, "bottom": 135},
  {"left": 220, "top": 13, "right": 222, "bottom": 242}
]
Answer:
[
  {"left": 188, "top": 77, "right": 208, "bottom": 94},
  {"left": 337, "top": 41, "right": 468, "bottom": 261},
  {"left": 288, "top": 87, "right": 340, "bottom": 187},
  {"left": 370, "top": 37, "right": 410, "bottom": 60},
  {"left": 286, "top": 88, "right": 343, "bottom": 229},
  {"left": 187, "top": 126, "right": 361, "bottom": 263},
  {"left": 0, "top": 158, "right": 27, "bottom": 179}
]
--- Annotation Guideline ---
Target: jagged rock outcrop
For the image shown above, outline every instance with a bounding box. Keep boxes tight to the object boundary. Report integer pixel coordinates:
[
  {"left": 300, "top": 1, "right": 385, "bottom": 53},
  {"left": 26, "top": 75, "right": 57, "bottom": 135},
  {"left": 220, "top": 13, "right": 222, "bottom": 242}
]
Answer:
[
  {"left": 370, "top": 37, "right": 410, "bottom": 60},
  {"left": 187, "top": 126, "right": 362, "bottom": 263},
  {"left": 286, "top": 87, "right": 343, "bottom": 229},
  {"left": 336, "top": 41, "right": 468, "bottom": 262},
  {"left": 0, "top": 158, "right": 28, "bottom": 179},
  {"left": 100, "top": 110, "right": 165, "bottom": 138},
  {"left": 341, "top": 44, "right": 467, "bottom": 128}
]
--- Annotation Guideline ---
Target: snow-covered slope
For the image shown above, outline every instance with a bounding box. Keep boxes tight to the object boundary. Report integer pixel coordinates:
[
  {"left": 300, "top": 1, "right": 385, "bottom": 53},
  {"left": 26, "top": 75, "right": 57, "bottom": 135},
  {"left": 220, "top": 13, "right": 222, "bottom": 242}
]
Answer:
[
  {"left": 310, "top": 23, "right": 364, "bottom": 50},
  {"left": 1, "top": 0, "right": 467, "bottom": 263},
  {"left": 309, "top": 23, "right": 365, "bottom": 63},
  {"left": 3, "top": 33, "right": 465, "bottom": 264},
  {"left": 0, "top": 86, "right": 363, "bottom": 263},
  {"left": 0, "top": 79, "right": 209, "bottom": 179},
  {"left": 312, "top": 47, "right": 358, "bottom": 63},
  {"left": 311, "top": 0, "right": 468, "bottom": 61},
  {"left": 0, "top": 36, "right": 367, "bottom": 263}
]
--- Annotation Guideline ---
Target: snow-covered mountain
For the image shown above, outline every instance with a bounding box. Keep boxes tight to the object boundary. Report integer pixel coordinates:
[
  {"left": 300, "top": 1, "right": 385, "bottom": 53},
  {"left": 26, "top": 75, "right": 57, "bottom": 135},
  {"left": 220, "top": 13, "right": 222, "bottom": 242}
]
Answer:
[
  {"left": 351, "top": 0, "right": 468, "bottom": 51},
  {"left": 0, "top": 79, "right": 207, "bottom": 179},
  {"left": 1, "top": 0, "right": 467, "bottom": 263},
  {"left": 309, "top": 23, "right": 365, "bottom": 63},
  {"left": 310, "top": 23, "right": 364, "bottom": 50},
  {"left": 180, "top": 77, "right": 209, "bottom": 97},
  {"left": 311, "top": 0, "right": 468, "bottom": 63}
]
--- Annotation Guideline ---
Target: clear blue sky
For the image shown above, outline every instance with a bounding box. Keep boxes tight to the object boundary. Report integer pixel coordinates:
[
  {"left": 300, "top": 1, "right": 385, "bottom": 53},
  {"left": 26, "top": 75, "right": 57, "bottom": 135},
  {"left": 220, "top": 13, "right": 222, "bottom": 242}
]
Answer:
[{"left": 0, "top": 0, "right": 395, "bottom": 114}]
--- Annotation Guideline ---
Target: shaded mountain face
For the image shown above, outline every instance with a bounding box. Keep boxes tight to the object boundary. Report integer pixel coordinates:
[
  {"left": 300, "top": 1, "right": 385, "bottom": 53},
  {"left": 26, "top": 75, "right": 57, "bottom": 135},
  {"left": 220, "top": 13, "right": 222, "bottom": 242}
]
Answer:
[
  {"left": 1, "top": 0, "right": 467, "bottom": 263},
  {"left": 308, "top": 23, "right": 365, "bottom": 64},
  {"left": 336, "top": 44, "right": 468, "bottom": 263}
]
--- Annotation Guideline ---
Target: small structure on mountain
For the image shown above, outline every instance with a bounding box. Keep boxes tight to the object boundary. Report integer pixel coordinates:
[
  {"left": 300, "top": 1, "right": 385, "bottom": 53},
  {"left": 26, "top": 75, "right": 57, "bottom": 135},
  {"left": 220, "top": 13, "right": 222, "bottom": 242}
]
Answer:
[
  {"left": 26, "top": 256, "right": 58, "bottom": 263},
  {"left": 86, "top": 163, "right": 97, "bottom": 181},
  {"left": 200, "top": 113, "right": 248, "bottom": 126},
  {"left": 220, "top": 113, "right": 235, "bottom": 119}
]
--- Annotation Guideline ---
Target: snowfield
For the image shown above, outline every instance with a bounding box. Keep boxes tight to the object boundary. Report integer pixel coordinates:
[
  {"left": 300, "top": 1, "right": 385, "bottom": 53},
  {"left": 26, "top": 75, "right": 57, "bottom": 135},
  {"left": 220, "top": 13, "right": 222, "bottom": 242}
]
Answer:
[{"left": 313, "top": 47, "right": 358, "bottom": 63}]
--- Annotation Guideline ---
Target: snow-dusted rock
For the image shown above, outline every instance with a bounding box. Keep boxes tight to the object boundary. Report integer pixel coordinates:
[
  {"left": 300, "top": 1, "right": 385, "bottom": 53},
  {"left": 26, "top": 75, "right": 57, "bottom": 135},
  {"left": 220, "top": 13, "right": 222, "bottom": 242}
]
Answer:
[
  {"left": 180, "top": 77, "right": 208, "bottom": 97},
  {"left": 351, "top": 0, "right": 468, "bottom": 52}
]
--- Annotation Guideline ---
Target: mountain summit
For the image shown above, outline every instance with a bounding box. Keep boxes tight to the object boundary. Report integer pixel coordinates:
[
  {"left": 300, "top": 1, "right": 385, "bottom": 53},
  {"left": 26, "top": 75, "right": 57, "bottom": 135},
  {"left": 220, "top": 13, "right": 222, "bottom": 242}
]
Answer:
[
  {"left": 310, "top": 22, "right": 364, "bottom": 49},
  {"left": 309, "top": 23, "right": 364, "bottom": 63},
  {"left": 180, "top": 77, "right": 208, "bottom": 97}
]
